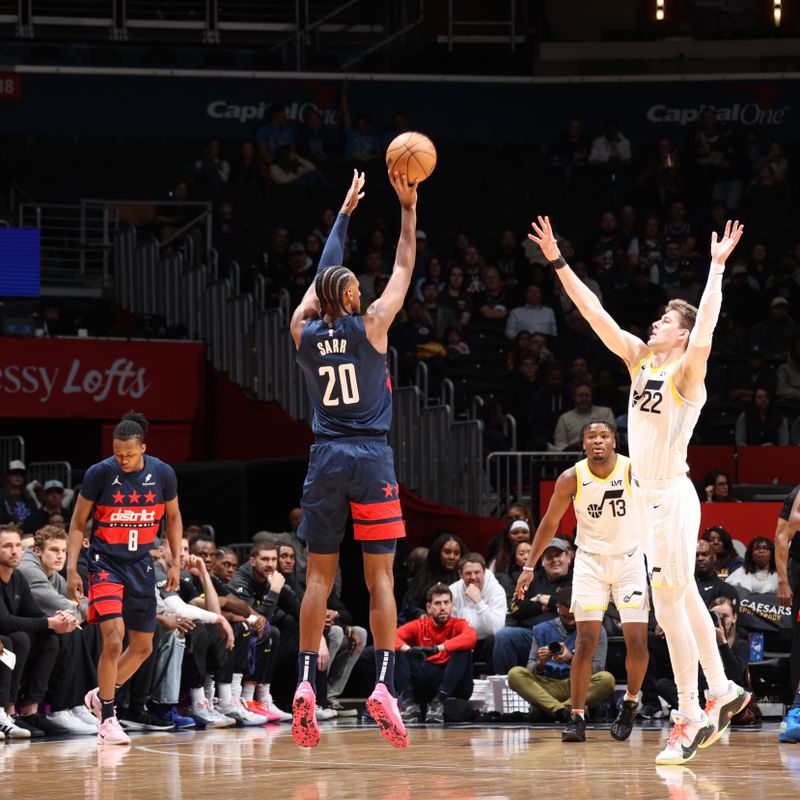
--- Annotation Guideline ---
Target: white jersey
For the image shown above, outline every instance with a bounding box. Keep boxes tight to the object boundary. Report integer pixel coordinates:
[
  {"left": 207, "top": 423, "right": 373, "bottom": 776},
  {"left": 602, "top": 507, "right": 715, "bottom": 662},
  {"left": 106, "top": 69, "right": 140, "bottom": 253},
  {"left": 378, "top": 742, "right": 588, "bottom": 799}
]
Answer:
[
  {"left": 573, "top": 454, "right": 639, "bottom": 556},
  {"left": 627, "top": 354, "right": 704, "bottom": 481}
]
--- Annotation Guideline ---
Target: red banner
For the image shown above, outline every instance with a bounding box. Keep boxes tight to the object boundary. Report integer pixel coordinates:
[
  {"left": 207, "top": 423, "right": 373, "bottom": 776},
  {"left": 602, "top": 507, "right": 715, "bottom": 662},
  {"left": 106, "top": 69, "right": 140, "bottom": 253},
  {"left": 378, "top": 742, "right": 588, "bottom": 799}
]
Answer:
[{"left": 0, "top": 337, "right": 205, "bottom": 421}]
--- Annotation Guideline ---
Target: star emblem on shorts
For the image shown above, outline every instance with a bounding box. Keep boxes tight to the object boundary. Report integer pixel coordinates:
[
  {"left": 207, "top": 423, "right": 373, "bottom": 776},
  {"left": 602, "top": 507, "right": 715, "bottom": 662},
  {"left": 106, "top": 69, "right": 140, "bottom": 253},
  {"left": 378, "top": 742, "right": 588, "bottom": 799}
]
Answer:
[
  {"left": 112, "top": 490, "right": 125, "bottom": 504},
  {"left": 128, "top": 490, "right": 141, "bottom": 503},
  {"left": 143, "top": 491, "right": 157, "bottom": 504},
  {"left": 97, "top": 570, "right": 110, "bottom": 581},
  {"left": 382, "top": 482, "right": 398, "bottom": 498}
]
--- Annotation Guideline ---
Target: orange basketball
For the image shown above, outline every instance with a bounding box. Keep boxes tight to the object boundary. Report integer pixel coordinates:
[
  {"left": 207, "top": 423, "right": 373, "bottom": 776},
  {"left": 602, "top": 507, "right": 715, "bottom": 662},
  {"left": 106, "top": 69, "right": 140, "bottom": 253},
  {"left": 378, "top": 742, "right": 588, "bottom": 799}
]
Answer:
[{"left": 385, "top": 132, "right": 437, "bottom": 183}]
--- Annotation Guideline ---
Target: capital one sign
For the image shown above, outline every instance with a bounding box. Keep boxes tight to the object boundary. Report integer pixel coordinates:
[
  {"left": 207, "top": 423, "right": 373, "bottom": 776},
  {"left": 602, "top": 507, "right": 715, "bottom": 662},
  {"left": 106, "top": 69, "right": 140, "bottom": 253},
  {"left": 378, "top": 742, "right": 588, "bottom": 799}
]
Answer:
[{"left": 0, "top": 338, "right": 205, "bottom": 420}]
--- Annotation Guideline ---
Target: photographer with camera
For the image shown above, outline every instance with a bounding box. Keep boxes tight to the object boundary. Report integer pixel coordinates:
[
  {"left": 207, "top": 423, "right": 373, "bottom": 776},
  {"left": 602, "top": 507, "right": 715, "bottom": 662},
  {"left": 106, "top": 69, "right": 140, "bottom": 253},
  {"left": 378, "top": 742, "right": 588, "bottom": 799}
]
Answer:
[
  {"left": 394, "top": 583, "right": 477, "bottom": 724},
  {"left": 507, "top": 585, "right": 615, "bottom": 723}
]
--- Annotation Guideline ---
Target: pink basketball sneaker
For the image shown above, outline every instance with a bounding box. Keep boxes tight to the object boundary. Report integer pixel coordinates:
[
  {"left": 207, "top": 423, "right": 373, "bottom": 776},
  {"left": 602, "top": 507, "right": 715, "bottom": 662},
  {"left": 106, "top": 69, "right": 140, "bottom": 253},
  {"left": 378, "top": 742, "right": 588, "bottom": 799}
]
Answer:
[
  {"left": 366, "top": 683, "right": 408, "bottom": 749},
  {"left": 97, "top": 716, "right": 131, "bottom": 746},
  {"left": 292, "top": 681, "right": 320, "bottom": 748},
  {"left": 84, "top": 688, "right": 102, "bottom": 721}
]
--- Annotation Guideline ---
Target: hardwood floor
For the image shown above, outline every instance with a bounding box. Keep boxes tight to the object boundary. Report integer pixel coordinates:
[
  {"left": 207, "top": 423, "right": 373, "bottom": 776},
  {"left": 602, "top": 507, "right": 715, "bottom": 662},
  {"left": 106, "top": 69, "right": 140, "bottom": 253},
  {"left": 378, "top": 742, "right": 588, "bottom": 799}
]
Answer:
[{"left": 1, "top": 722, "right": 797, "bottom": 800}]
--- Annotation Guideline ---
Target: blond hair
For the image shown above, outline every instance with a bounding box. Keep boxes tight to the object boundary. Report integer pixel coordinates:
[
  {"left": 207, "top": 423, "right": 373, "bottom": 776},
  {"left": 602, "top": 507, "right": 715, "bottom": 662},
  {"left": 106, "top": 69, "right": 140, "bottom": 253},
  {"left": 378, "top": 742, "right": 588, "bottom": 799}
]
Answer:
[{"left": 666, "top": 299, "right": 697, "bottom": 332}]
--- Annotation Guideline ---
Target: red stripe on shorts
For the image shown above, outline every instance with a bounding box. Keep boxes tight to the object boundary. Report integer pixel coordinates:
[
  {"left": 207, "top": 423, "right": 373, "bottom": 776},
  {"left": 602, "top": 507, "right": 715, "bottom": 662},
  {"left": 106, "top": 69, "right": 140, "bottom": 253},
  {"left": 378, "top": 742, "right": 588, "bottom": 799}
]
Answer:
[
  {"left": 353, "top": 519, "right": 406, "bottom": 541},
  {"left": 89, "top": 582, "right": 124, "bottom": 599},
  {"left": 90, "top": 598, "right": 123, "bottom": 617},
  {"left": 350, "top": 498, "right": 402, "bottom": 521}
]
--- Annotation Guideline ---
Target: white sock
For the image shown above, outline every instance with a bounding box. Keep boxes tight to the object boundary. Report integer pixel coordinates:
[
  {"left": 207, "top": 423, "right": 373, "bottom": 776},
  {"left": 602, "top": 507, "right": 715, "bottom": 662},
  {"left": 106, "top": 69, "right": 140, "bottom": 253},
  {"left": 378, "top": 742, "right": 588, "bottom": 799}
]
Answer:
[
  {"left": 242, "top": 683, "right": 256, "bottom": 702},
  {"left": 231, "top": 674, "right": 243, "bottom": 702},
  {"left": 204, "top": 675, "right": 215, "bottom": 703},
  {"left": 190, "top": 687, "right": 206, "bottom": 708},
  {"left": 624, "top": 691, "right": 640, "bottom": 704},
  {"left": 684, "top": 584, "right": 730, "bottom": 697},
  {"left": 255, "top": 683, "right": 270, "bottom": 703},
  {"left": 217, "top": 683, "right": 233, "bottom": 705}
]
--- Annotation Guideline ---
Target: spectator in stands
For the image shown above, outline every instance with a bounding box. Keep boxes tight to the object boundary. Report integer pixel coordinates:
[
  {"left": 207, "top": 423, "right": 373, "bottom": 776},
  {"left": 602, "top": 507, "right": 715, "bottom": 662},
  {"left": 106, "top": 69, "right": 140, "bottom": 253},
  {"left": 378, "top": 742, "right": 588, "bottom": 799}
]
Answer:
[
  {"left": 724, "top": 263, "right": 763, "bottom": 329},
  {"left": 449, "top": 553, "right": 506, "bottom": 666},
  {"left": 735, "top": 386, "right": 789, "bottom": 446},
  {"left": 618, "top": 204, "right": 638, "bottom": 249},
  {"left": 474, "top": 266, "right": 510, "bottom": 331},
  {"left": 588, "top": 119, "right": 631, "bottom": 166},
  {"left": 529, "top": 365, "right": 571, "bottom": 450},
  {"left": 296, "top": 108, "right": 337, "bottom": 167},
  {"left": 381, "top": 110, "right": 410, "bottom": 150},
  {"left": 505, "top": 284, "right": 557, "bottom": 339},
  {"left": 0, "top": 525, "right": 77, "bottom": 738},
  {"left": 614, "top": 267, "right": 667, "bottom": 340},
  {"left": 727, "top": 537, "right": 778, "bottom": 593},
  {"left": 22, "top": 480, "right": 69, "bottom": 534},
  {"left": 193, "top": 138, "right": 230, "bottom": 194},
  {"left": 504, "top": 355, "right": 541, "bottom": 448},
  {"left": 401, "top": 532, "right": 467, "bottom": 623},
  {"left": 753, "top": 140, "right": 789, "bottom": 187},
  {"left": 269, "top": 145, "right": 323, "bottom": 187},
  {"left": 495, "top": 538, "right": 574, "bottom": 673},
  {"left": 627, "top": 214, "right": 664, "bottom": 271},
  {"left": 728, "top": 345, "right": 775, "bottom": 405},
  {"left": 637, "top": 137, "right": 685, "bottom": 208},
  {"left": 766, "top": 264, "right": 800, "bottom": 311},
  {"left": 231, "top": 140, "right": 267, "bottom": 188},
  {"left": 749, "top": 297, "right": 799, "bottom": 361},
  {"left": 592, "top": 211, "right": 625, "bottom": 271},
  {"left": 255, "top": 103, "right": 295, "bottom": 161},
  {"left": 257, "top": 506, "right": 307, "bottom": 574},
  {"left": 507, "top": 585, "right": 614, "bottom": 722},
  {"left": 665, "top": 260, "right": 702, "bottom": 307},
  {"left": 462, "top": 245, "right": 486, "bottom": 293},
  {"left": 155, "top": 179, "right": 203, "bottom": 262},
  {"left": 485, "top": 504, "right": 535, "bottom": 567},
  {"left": 440, "top": 265, "right": 473, "bottom": 328},
  {"left": 390, "top": 297, "right": 440, "bottom": 381},
  {"left": 748, "top": 242, "right": 774, "bottom": 292},
  {"left": 556, "top": 260, "right": 603, "bottom": 324},
  {"left": 776, "top": 341, "right": 800, "bottom": 405},
  {"left": 694, "top": 538, "right": 740, "bottom": 606},
  {"left": 341, "top": 83, "right": 381, "bottom": 162},
  {"left": 420, "top": 280, "right": 459, "bottom": 341},
  {"left": 663, "top": 200, "right": 692, "bottom": 244},
  {"left": 483, "top": 402, "right": 513, "bottom": 457},
  {"left": 564, "top": 356, "right": 592, "bottom": 395},
  {"left": 551, "top": 383, "right": 614, "bottom": 451},
  {"left": 495, "top": 229, "right": 530, "bottom": 286},
  {"left": 17, "top": 525, "right": 99, "bottom": 734},
  {"left": 212, "top": 547, "right": 240, "bottom": 584},
  {"left": 701, "top": 527, "right": 745, "bottom": 581},
  {"left": 412, "top": 229, "right": 433, "bottom": 279},
  {"left": 444, "top": 326, "right": 470, "bottom": 359},
  {"left": 701, "top": 471, "right": 739, "bottom": 504},
  {"left": 1, "top": 462, "right": 36, "bottom": 525},
  {"left": 489, "top": 519, "right": 532, "bottom": 574},
  {"left": 497, "top": 540, "right": 533, "bottom": 600},
  {"left": 396, "top": 583, "right": 477, "bottom": 724},
  {"left": 304, "top": 233, "right": 323, "bottom": 271},
  {"left": 357, "top": 249, "right": 387, "bottom": 303},
  {"left": 650, "top": 240, "right": 683, "bottom": 291},
  {"left": 549, "top": 118, "right": 590, "bottom": 172}
]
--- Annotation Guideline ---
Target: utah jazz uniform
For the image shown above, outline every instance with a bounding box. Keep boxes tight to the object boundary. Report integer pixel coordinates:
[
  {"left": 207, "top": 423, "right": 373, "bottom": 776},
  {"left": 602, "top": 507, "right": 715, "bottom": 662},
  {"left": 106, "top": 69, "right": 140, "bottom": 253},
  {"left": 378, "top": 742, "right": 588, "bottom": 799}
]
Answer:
[
  {"left": 571, "top": 453, "right": 648, "bottom": 623},
  {"left": 628, "top": 355, "right": 704, "bottom": 588},
  {"left": 295, "top": 314, "right": 405, "bottom": 553},
  {"left": 80, "top": 455, "right": 177, "bottom": 632}
]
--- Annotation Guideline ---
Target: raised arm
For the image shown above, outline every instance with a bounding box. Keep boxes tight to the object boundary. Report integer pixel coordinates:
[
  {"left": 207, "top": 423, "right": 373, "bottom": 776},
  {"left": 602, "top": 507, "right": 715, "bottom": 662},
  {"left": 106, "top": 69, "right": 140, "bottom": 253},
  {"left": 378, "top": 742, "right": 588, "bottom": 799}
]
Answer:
[
  {"left": 528, "top": 216, "right": 647, "bottom": 371},
  {"left": 290, "top": 170, "right": 365, "bottom": 345},
  {"left": 514, "top": 468, "right": 576, "bottom": 599},
  {"left": 677, "top": 220, "right": 744, "bottom": 395},
  {"left": 363, "top": 169, "right": 418, "bottom": 350}
]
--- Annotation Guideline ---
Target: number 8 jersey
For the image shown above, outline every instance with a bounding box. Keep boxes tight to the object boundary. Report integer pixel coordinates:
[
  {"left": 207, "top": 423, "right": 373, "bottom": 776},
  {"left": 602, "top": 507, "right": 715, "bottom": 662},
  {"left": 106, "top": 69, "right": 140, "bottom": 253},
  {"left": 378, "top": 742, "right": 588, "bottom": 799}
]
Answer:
[
  {"left": 81, "top": 455, "right": 177, "bottom": 561},
  {"left": 574, "top": 454, "right": 639, "bottom": 556},
  {"left": 296, "top": 315, "right": 392, "bottom": 438},
  {"left": 627, "top": 355, "right": 704, "bottom": 481}
]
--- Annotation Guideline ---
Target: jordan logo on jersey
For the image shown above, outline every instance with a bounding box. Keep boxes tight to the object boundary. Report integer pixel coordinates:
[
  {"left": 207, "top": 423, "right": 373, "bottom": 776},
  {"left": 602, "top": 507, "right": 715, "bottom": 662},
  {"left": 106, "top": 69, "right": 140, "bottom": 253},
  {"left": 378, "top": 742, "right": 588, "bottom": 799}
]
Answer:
[{"left": 632, "top": 379, "right": 664, "bottom": 415}]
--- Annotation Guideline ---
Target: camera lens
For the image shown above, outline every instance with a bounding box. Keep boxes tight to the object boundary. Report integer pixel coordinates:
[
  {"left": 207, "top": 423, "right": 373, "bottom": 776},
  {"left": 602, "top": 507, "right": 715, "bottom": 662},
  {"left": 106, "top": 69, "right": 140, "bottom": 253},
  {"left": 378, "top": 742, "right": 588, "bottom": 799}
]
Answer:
[{"left": 548, "top": 641, "right": 562, "bottom": 655}]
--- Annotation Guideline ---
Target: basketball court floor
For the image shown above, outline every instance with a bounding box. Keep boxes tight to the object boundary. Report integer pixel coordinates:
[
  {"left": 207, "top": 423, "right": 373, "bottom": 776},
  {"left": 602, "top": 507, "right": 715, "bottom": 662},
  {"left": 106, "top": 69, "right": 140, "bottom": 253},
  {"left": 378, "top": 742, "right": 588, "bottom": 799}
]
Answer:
[{"left": 2, "top": 721, "right": 798, "bottom": 800}]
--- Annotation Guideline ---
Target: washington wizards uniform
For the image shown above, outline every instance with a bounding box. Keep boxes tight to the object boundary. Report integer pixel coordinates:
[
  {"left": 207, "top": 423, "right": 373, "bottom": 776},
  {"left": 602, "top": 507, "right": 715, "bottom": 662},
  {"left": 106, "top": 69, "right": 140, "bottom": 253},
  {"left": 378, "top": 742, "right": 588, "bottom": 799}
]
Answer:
[
  {"left": 295, "top": 314, "right": 405, "bottom": 552},
  {"left": 80, "top": 455, "right": 177, "bottom": 632}
]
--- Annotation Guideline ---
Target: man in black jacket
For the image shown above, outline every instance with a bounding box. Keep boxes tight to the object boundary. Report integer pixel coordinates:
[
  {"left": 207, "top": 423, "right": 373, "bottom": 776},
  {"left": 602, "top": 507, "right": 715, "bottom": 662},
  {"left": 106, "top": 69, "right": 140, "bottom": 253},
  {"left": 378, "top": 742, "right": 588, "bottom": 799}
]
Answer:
[
  {"left": 695, "top": 540, "right": 740, "bottom": 607},
  {"left": 0, "top": 525, "right": 76, "bottom": 738}
]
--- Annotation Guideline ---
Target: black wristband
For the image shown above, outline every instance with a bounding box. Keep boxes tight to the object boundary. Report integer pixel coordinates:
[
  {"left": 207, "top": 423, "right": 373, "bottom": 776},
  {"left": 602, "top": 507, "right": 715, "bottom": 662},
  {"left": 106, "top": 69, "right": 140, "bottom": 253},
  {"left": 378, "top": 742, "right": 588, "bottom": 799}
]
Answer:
[{"left": 549, "top": 256, "right": 568, "bottom": 270}]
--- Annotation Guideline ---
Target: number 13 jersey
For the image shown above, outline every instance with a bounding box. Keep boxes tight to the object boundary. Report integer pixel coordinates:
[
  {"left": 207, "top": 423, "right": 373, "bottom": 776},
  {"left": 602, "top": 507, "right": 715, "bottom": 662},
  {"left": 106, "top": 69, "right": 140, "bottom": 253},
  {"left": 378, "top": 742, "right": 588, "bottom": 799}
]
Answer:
[
  {"left": 574, "top": 454, "right": 640, "bottom": 555},
  {"left": 627, "top": 355, "right": 704, "bottom": 481},
  {"left": 297, "top": 315, "right": 392, "bottom": 438}
]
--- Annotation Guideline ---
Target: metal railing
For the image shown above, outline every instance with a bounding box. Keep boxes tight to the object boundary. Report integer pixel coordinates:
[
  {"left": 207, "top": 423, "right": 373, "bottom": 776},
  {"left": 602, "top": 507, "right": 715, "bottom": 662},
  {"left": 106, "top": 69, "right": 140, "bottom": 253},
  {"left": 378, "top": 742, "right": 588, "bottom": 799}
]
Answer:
[
  {"left": 483, "top": 450, "right": 583, "bottom": 518},
  {"left": 27, "top": 460, "right": 72, "bottom": 489},
  {"left": 0, "top": 436, "right": 26, "bottom": 472}
]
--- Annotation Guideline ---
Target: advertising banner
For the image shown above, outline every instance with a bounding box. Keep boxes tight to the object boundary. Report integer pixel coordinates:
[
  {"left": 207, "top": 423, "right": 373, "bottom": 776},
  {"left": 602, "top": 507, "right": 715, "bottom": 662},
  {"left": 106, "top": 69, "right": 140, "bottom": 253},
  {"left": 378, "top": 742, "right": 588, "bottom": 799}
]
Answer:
[
  {"left": 2, "top": 71, "right": 797, "bottom": 143},
  {"left": 0, "top": 337, "right": 205, "bottom": 421}
]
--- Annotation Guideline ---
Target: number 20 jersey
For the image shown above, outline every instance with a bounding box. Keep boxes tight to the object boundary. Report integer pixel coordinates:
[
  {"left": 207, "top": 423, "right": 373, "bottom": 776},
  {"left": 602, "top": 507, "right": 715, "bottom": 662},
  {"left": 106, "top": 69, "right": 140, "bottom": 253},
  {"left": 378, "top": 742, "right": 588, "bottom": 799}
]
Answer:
[
  {"left": 80, "top": 455, "right": 177, "bottom": 561},
  {"left": 574, "top": 454, "right": 640, "bottom": 556},
  {"left": 627, "top": 355, "right": 704, "bottom": 481},
  {"left": 296, "top": 315, "right": 392, "bottom": 438}
]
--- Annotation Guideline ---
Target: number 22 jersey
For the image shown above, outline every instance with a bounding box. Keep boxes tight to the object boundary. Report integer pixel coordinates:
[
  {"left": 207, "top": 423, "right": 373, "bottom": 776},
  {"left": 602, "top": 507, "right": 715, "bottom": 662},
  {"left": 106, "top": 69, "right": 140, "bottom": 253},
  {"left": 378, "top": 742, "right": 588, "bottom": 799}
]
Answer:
[
  {"left": 80, "top": 455, "right": 177, "bottom": 561},
  {"left": 627, "top": 355, "right": 704, "bottom": 481}
]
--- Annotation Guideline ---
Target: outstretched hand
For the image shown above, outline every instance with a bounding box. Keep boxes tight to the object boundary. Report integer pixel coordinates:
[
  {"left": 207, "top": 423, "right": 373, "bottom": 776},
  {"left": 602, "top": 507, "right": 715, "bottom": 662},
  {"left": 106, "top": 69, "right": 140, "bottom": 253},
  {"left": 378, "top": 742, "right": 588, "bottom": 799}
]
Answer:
[
  {"left": 388, "top": 169, "right": 418, "bottom": 209},
  {"left": 339, "top": 169, "right": 366, "bottom": 216},
  {"left": 528, "top": 215, "right": 561, "bottom": 262},
  {"left": 710, "top": 219, "right": 744, "bottom": 265}
]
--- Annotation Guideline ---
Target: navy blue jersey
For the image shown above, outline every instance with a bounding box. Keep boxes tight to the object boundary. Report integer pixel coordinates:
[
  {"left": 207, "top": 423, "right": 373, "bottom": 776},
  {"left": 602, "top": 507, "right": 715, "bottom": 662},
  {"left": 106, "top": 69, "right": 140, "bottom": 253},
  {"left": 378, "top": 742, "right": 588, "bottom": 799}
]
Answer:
[
  {"left": 296, "top": 315, "right": 392, "bottom": 437},
  {"left": 81, "top": 455, "right": 177, "bottom": 561}
]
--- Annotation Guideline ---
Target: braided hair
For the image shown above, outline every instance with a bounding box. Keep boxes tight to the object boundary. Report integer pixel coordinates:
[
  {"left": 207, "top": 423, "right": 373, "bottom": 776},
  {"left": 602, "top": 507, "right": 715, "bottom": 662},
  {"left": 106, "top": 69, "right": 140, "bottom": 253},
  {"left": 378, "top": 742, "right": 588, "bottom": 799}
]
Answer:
[
  {"left": 315, "top": 265, "right": 353, "bottom": 326},
  {"left": 113, "top": 410, "right": 149, "bottom": 443}
]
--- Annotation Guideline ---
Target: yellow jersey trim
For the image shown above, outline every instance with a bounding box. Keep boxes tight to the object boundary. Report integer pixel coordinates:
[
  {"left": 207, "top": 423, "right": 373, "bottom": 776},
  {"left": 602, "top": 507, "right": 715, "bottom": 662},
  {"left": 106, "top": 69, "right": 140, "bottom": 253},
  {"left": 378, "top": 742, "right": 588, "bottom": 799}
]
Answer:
[{"left": 585, "top": 454, "right": 622, "bottom": 485}]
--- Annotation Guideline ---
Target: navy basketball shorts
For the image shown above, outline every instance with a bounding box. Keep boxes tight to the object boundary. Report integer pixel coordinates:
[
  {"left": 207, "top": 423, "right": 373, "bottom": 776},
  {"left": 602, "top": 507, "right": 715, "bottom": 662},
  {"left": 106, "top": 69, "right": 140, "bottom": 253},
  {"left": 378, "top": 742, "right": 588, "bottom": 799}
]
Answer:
[
  {"left": 298, "top": 436, "right": 406, "bottom": 555},
  {"left": 87, "top": 550, "right": 157, "bottom": 633}
]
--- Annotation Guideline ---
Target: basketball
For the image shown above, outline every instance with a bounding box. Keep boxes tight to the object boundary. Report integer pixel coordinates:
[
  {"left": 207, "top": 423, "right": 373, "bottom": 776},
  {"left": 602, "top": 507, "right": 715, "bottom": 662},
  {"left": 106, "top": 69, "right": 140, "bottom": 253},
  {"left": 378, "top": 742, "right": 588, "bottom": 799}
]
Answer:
[{"left": 385, "top": 132, "right": 437, "bottom": 183}]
